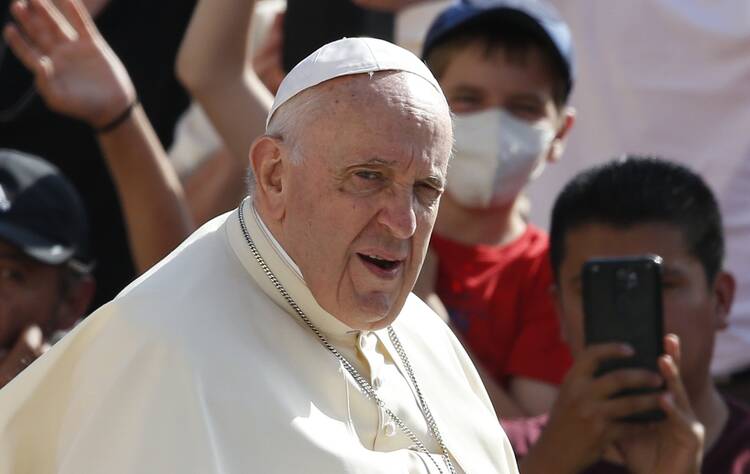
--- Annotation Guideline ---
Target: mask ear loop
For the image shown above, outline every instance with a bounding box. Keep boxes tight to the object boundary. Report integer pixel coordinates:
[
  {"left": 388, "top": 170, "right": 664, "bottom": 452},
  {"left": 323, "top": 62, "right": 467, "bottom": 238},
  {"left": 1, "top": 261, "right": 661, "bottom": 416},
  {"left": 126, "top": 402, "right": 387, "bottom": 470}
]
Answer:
[{"left": 529, "top": 154, "right": 548, "bottom": 181}]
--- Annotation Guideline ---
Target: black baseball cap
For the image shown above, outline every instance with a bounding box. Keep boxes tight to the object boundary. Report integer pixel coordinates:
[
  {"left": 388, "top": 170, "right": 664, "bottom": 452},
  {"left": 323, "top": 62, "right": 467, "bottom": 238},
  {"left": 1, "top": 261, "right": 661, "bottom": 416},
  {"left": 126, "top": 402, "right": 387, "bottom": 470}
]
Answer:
[
  {"left": 0, "top": 149, "right": 91, "bottom": 270},
  {"left": 422, "top": 0, "right": 574, "bottom": 99}
]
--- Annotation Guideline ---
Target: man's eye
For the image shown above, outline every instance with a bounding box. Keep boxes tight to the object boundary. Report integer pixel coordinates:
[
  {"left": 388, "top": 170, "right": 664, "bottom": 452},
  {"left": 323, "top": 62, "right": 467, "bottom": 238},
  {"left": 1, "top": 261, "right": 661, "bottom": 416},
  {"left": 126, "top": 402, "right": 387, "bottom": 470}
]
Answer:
[
  {"left": 0, "top": 267, "right": 25, "bottom": 284},
  {"left": 355, "top": 170, "right": 383, "bottom": 181},
  {"left": 416, "top": 184, "right": 441, "bottom": 206},
  {"left": 343, "top": 170, "right": 388, "bottom": 194}
]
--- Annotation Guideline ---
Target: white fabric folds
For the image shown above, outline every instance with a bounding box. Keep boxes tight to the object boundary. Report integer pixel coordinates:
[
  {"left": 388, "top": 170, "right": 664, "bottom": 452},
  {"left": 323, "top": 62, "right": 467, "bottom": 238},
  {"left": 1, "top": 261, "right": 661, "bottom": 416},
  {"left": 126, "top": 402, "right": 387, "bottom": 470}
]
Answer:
[{"left": 0, "top": 202, "right": 518, "bottom": 474}]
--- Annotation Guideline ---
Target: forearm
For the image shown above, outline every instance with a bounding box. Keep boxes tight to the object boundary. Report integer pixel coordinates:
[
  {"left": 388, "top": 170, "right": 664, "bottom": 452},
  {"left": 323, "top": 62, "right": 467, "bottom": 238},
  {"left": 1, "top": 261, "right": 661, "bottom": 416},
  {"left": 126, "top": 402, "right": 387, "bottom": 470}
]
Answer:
[
  {"left": 97, "top": 105, "right": 194, "bottom": 273},
  {"left": 475, "top": 361, "right": 527, "bottom": 419},
  {"left": 509, "top": 377, "right": 559, "bottom": 416},
  {"left": 176, "top": 0, "right": 256, "bottom": 92},
  {"left": 177, "top": 0, "right": 270, "bottom": 161}
]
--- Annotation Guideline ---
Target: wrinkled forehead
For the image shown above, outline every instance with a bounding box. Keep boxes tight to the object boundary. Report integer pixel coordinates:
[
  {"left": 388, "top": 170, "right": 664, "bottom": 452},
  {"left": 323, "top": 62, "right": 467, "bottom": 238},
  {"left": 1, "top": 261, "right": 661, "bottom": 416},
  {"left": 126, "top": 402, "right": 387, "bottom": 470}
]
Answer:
[
  {"left": 304, "top": 72, "right": 451, "bottom": 154},
  {"left": 332, "top": 71, "right": 448, "bottom": 113}
]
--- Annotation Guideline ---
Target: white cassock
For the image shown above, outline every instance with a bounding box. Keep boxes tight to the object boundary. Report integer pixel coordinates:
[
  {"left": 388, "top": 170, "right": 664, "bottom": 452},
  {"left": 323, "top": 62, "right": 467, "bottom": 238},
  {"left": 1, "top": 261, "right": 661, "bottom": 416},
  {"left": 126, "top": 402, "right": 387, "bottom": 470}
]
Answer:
[{"left": 0, "top": 200, "right": 518, "bottom": 474}]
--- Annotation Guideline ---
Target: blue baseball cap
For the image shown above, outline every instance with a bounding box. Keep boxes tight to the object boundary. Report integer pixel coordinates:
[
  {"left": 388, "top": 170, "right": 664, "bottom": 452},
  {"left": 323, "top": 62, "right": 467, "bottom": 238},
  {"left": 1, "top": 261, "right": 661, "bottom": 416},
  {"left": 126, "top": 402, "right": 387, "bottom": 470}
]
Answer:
[{"left": 422, "top": 0, "right": 574, "bottom": 100}]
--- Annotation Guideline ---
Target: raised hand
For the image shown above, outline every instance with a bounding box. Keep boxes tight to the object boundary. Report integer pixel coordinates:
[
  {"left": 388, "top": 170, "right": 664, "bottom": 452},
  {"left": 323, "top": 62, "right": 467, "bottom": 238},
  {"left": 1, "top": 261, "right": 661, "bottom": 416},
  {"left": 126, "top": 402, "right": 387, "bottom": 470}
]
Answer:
[
  {"left": 3, "top": 0, "right": 135, "bottom": 129},
  {"left": 520, "top": 342, "right": 664, "bottom": 474},
  {"left": 252, "top": 10, "right": 284, "bottom": 95},
  {"left": 0, "top": 326, "right": 49, "bottom": 389},
  {"left": 617, "top": 334, "right": 705, "bottom": 474},
  {"left": 351, "top": 0, "right": 425, "bottom": 13}
]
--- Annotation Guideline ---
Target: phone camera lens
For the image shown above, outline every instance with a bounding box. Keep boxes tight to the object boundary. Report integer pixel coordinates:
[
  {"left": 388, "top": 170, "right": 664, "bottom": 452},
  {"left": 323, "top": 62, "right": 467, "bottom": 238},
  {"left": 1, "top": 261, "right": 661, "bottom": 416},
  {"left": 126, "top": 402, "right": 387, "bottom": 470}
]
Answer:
[
  {"left": 626, "top": 272, "right": 638, "bottom": 290},
  {"left": 616, "top": 268, "right": 639, "bottom": 290}
]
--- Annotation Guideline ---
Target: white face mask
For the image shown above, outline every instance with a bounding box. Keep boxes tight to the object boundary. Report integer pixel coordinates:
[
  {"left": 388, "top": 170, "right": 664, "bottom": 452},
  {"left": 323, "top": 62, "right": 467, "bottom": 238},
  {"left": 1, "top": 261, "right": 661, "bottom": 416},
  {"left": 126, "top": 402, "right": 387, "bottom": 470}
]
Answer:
[{"left": 447, "top": 108, "right": 556, "bottom": 209}]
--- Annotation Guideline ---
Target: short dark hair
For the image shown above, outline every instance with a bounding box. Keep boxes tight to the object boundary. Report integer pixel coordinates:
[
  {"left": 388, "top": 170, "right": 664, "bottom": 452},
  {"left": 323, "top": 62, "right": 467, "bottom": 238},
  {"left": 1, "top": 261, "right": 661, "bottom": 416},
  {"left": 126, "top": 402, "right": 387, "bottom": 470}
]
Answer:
[
  {"left": 549, "top": 156, "right": 724, "bottom": 284},
  {"left": 425, "top": 14, "right": 571, "bottom": 109}
]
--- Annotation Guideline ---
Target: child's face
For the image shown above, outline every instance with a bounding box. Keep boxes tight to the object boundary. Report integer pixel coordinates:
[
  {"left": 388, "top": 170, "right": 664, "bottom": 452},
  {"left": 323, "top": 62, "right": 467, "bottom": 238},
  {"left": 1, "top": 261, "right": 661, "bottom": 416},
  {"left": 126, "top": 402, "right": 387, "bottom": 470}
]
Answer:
[{"left": 439, "top": 40, "right": 560, "bottom": 124}]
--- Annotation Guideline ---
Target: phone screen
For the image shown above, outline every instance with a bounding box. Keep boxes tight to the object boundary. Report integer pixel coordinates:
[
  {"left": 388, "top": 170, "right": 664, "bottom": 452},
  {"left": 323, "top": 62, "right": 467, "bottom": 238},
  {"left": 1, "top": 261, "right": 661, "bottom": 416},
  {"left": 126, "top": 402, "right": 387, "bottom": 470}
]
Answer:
[{"left": 582, "top": 255, "right": 666, "bottom": 422}]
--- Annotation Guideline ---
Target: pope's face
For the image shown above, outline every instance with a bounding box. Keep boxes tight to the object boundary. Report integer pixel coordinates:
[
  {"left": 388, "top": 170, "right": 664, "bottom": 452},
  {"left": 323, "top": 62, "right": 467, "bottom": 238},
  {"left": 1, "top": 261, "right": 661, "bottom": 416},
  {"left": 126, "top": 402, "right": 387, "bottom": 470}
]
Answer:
[{"left": 277, "top": 74, "right": 452, "bottom": 330}]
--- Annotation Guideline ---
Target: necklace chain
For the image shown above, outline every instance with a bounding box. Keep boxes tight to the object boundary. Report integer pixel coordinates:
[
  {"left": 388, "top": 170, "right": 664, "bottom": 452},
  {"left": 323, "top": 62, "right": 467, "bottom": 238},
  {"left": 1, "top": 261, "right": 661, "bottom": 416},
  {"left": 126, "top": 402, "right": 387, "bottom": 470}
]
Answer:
[{"left": 238, "top": 200, "right": 456, "bottom": 474}]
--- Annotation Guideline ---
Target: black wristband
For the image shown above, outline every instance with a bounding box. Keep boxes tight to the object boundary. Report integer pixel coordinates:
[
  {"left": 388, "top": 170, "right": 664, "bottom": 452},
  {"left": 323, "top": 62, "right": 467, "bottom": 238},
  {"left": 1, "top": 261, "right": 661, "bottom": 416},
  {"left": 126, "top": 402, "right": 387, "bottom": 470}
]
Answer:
[{"left": 94, "top": 97, "right": 139, "bottom": 134}]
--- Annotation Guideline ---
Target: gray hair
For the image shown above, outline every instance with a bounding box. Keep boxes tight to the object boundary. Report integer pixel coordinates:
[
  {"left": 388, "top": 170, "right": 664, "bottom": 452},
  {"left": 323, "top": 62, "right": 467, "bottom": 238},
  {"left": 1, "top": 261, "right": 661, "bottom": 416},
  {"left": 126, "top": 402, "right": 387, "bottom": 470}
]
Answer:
[
  {"left": 247, "top": 71, "right": 454, "bottom": 196},
  {"left": 246, "top": 87, "right": 324, "bottom": 197}
]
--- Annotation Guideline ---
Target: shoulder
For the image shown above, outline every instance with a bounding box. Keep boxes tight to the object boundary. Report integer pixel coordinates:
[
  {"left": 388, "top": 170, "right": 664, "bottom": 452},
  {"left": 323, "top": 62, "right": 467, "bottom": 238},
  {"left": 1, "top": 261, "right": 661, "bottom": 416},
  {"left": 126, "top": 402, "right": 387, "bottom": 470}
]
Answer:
[
  {"left": 703, "top": 397, "right": 750, "bottom": 471},
  {"left": 109, "top": 210, "right": 268, "bottom": 341}
]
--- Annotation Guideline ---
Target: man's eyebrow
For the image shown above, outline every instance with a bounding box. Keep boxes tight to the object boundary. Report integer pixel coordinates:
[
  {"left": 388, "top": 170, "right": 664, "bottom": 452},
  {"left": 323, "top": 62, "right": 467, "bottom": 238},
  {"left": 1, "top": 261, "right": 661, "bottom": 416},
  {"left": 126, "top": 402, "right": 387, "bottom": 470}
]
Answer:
[
  {"left": 348, "top": 158, "right": 445, "bottom": 188},
  {"left": 507, "top": 91, "right": 547, "bottom": 103},
  {"left": 662, "top": 264, "right": 688, "bottom": 278},
  {"left": 0, "top": 250, "right": 25, "bottom": 260},
  {"left": 0, "top": 253, "right": 29, "bottom": 265},
  {"left": 356, "top": 158, "right": 397, "bottom": 166},
  {"left": 450, "top": 84, "right": 484, "bottom": 95}
]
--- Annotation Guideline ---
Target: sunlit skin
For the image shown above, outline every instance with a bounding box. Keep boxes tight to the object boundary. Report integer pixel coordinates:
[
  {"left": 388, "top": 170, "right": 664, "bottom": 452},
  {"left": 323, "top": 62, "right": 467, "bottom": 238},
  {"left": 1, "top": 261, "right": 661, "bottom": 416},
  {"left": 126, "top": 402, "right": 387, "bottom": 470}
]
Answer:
[
  {"left": 433, "top": 40, "right": 574, "bottom": 243},
  {"left": 439, "top": 40, "right": 561, "bottom": 121},
  {"left": 252, "top": 72, "right": 453, "bottom": 330},
  {"left": 0, "top": 240, "right": 65, "bottom": 353},
  {"left": 556, "top": 222, "right": 733, "bottom": 401}
]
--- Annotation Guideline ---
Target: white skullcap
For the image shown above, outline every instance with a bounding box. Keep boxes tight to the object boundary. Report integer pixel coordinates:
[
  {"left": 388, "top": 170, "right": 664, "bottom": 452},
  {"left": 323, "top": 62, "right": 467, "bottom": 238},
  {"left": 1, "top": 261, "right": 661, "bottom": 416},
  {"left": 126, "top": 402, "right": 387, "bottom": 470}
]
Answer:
[{"left": 266, "top": 37, "right": 443, "bottom": 129}]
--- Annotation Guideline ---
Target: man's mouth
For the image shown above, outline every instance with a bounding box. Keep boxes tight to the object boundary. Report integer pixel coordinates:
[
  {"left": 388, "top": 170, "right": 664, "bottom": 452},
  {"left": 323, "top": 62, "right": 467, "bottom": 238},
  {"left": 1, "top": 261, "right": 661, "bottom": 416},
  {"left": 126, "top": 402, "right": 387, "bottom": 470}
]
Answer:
[{"left": 357, "top": 253, "right": 403, "bottom": 277}]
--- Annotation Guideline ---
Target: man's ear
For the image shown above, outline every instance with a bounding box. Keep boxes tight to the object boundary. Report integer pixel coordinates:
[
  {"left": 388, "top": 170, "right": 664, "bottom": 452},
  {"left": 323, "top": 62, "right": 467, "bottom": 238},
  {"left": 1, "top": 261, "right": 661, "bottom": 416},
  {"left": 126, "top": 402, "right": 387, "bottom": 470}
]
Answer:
[
  {"left": 547, "top": 107, "right": 576, "bottom": 164},
  {"left": 712, "top": 270, "right": 735, "bottom": 331},
  {"left": 249, "top": 135, "right": 287, "bottom": 221},
  {"left": 55, "top": 274, "right": 95, "bottom": 332}
]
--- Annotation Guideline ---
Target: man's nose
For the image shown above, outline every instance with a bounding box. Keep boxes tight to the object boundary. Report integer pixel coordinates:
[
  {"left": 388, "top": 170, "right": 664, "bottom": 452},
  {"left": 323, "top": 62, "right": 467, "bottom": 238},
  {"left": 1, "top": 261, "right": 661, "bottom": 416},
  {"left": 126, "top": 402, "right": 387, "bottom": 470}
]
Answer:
[{"left": 377, "top": 187, "right": 417, "bottom": 240}]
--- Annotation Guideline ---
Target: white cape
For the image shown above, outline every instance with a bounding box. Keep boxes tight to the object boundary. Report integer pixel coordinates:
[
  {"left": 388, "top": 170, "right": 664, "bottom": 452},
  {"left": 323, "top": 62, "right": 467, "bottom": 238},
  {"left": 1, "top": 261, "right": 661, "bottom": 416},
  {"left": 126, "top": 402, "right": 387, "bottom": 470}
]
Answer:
[{"left": 0, "top": 204, "right": 518, "bottom": 473}]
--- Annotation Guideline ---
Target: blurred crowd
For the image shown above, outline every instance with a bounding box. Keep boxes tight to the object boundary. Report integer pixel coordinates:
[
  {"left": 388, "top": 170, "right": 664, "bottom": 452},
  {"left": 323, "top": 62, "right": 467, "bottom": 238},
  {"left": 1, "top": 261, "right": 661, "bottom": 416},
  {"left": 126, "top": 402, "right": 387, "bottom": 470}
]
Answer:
[{"left": 1, "top": 0, "right": 749, "bottom": 472}]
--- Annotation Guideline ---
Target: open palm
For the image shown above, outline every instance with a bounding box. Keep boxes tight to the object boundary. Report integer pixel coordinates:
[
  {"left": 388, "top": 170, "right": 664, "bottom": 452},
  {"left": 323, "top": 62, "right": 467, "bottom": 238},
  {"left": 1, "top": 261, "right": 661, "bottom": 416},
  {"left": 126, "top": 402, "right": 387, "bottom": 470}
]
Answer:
[{"left": 3, "top": 0, "right": 135, "bottom": 128}]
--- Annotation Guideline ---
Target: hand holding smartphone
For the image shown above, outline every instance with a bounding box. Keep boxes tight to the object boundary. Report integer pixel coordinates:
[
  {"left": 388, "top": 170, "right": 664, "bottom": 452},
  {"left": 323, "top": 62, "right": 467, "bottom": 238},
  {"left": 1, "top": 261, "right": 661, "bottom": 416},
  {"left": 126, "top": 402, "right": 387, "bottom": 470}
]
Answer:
[{"left": 582, "top": 255, "right": 666, "bottom": 422}]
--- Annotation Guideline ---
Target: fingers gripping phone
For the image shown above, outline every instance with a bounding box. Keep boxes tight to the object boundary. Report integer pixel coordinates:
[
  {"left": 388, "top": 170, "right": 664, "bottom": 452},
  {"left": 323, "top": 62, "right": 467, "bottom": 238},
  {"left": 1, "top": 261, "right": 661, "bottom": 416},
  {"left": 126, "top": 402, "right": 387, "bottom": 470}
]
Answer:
[{"left": 582, "top": 255, "right": 666, "bottom": 422}]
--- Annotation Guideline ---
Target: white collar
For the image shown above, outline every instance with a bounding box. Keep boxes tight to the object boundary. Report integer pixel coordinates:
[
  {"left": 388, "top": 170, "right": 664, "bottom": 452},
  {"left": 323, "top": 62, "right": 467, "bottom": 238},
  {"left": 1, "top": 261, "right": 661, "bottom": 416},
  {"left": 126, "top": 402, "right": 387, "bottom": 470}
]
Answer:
[
  {"left": 227, "top": 199, "right": 357, "bottom": 342},
  {"left": 251, "top": 204, "right": 304, "bottom": 280}
]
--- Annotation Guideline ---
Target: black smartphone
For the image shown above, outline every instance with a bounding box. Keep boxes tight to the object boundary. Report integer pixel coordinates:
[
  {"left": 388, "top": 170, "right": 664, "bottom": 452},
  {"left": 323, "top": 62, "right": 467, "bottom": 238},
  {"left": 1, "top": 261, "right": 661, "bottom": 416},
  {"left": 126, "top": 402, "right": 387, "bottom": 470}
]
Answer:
[{"left": 582, "top": 255, "right": 666, "bottom": 422}]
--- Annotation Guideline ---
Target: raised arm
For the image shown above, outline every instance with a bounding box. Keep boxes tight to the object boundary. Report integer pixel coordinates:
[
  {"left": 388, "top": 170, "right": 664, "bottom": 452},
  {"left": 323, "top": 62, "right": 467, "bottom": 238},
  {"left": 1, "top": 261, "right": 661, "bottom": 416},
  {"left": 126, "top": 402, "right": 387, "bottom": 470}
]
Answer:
[
  {"left": 176, "top": 0, "right": 272, "bottom": 163},
  {"left": 4, "top": 0, "right": 194, "bottom": 273}
]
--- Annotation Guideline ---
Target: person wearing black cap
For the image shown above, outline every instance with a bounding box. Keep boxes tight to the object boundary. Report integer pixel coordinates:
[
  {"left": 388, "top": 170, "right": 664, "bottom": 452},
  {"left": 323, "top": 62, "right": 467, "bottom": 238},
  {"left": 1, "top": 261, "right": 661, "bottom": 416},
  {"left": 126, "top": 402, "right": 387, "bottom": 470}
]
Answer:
[
  {"left": 3, "top": 0, "right": 193, "bottom": 283},
  {"left": 413, "top": 0, "right": 575, "bottom": 418},
  {"left": 0, "top": 149, "right": 95, "bottom": 389}
]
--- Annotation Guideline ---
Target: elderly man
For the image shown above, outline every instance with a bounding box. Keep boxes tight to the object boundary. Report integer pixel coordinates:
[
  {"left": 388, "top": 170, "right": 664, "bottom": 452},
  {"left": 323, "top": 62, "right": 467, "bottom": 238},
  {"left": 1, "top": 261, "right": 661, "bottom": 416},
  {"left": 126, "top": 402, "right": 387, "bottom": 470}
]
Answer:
[{"left": 0, "top": 8, "right": 517, "bottom": 474}]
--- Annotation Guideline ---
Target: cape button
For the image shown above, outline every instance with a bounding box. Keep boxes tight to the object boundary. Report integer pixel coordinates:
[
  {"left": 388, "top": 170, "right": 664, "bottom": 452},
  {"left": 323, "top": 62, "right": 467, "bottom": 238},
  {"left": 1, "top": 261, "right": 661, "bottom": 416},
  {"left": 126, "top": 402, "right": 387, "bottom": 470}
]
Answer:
[{"left": 383, "top": 420, "right": 397, "bottom": 437}]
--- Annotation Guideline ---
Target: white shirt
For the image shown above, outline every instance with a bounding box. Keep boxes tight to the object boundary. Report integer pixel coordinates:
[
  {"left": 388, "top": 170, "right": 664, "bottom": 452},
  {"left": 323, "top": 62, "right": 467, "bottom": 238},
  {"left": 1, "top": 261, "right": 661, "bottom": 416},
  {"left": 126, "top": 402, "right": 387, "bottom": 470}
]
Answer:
[{"left": 0, "top": 201, "right": 518, "bottom": 473}]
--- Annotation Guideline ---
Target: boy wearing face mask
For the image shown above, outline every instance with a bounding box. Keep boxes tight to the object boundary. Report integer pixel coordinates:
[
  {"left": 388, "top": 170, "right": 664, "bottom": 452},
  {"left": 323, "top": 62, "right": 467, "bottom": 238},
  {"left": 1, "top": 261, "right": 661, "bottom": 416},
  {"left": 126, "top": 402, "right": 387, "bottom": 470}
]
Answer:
[{"left": 414, "top": 0, "right": 576, "bottom": 418}]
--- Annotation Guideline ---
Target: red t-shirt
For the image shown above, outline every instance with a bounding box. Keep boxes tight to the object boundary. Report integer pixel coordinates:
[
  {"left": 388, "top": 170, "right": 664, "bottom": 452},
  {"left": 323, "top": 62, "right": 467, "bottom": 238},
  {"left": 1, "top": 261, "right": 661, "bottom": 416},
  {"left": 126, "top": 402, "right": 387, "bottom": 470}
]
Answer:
[{"left": 431, "top": 225, "right": 572, "bottom": 385}]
